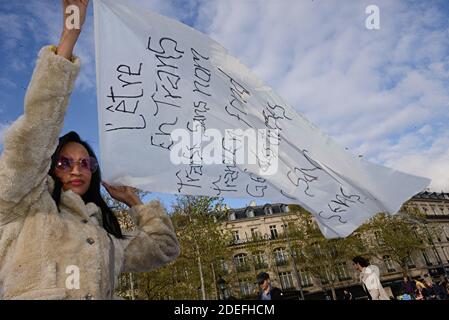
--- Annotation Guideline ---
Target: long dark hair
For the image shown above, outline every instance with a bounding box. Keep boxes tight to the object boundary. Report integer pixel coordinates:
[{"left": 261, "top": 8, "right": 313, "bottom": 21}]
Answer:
[
  {"left": 49, "top": 131, "right": 123, "bottom": 239},
  {"left": 352, "top": 256, "right": 369, "bottom": 268}
]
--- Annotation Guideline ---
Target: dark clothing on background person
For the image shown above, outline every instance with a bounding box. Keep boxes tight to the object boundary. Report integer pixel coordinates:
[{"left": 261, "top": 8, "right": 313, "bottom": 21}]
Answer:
[
  {"left": 343, "top": 290, "right": 353, "bottom": 300},
  {"left": 434, "top": 283, "right": 448, "bottom": 300},
  {"left": 422, "top": 283, "right": 446, "bottom": 300},
  {"left": 402, "top": 278, "right": 416, "bottom": 296},
  {"left": 259, "top": 285, "right": 284, "bottom": 300},
  {"left": 424, "top": 277, "right": 448, "bottom": 300},
  {"left": 256, "top": 272, "right": 284, "bottom": 300},
  {"left": 362, "top": 283, "right": 372, "bottom": 300},
  {"left": 422, "top": 286, "right": 437, "bottom": 300}
]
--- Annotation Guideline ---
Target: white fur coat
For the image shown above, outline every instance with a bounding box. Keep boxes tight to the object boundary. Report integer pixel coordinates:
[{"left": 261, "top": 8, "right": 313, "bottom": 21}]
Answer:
[{"left": 0, "top": 46, "right": 179, "bottom": 300}]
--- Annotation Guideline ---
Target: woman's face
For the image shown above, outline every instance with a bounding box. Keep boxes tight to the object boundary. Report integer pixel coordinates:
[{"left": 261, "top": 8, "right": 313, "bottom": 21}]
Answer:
[{"left": 54, "top": 142, "right": 93, "bottom": 196}]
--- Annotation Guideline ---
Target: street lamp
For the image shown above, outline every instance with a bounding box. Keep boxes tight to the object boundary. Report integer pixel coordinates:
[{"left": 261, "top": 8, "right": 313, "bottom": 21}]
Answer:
[{"left": 216, "top": 276, "right": 227, "bottom": 300}]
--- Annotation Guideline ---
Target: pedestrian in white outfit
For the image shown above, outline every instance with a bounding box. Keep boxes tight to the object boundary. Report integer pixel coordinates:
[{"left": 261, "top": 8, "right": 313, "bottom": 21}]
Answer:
[{"left": 353, "top": 256, "right": 390, "bottom": 300}]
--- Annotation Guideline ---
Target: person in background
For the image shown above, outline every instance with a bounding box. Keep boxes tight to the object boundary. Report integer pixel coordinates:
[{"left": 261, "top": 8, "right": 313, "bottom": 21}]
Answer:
[
  {"left": 352, "top": 256, "right": 389, "bottom": 300},
  {"left": 401, "top": 276, "right": 416, "bottom": 298},
  {"left": 256, "top": 272, "right": 284, "bottom": 300},
  {"left": 422, "top": 277, "right": 447, "bottom": 300},
  {"left": 414, "top": 281, "right": 425, "bottom": 300},
  {"left": 343, "top": 289, "right": 353, "bottom": 300}
]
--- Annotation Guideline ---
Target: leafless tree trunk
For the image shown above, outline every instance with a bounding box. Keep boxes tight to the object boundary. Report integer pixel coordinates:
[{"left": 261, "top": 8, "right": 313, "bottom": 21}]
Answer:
[
  {"left": 129, "top": 273, "right": 135, "bottom": 300},
  {"left": 197, "top": 247, "right": 206, "bottom": 300},
  {"left": 211, "top": 262, "right": 219, "bottom": 300}
]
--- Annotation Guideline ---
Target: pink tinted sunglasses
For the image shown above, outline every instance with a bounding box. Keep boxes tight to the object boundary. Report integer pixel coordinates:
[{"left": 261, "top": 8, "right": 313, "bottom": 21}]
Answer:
[{"left": 55, "top": 156, "right": 98, "bottom": 173}]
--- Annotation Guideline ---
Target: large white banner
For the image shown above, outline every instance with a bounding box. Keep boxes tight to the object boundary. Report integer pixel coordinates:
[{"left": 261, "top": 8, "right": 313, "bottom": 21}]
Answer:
[{"left": 93, "top": 0, "right": 430, "bottom": 238}]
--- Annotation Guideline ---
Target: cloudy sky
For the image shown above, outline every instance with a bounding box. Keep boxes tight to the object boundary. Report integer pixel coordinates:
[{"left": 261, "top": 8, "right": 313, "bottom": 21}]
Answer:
[{"left": 0, "top": 0, "right": 448, "bottom": 210}]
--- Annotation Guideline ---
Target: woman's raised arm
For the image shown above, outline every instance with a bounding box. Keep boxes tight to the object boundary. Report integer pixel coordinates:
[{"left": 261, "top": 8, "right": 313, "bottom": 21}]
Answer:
[
  {"left": 57, "top": 0, "right": 89, "bottom": 60},
  {"left": 0, "top": 0, "right": 88, "bottom": 224}
]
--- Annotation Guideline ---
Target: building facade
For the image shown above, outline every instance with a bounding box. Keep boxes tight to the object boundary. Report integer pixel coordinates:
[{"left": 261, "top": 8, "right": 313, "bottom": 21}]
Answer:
[{"left": 218, "top": 192, "right": 449, "bottom": 300}]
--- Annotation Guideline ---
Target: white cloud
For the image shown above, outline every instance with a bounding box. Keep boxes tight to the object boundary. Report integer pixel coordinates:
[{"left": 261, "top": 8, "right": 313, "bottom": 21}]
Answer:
[
  {"left": 418, "top": 124, "right": 433, "bottom": 136},
  {"left": 0, "top": 78, "right": 17, "bottom": 89},
  {"left": 192, "top": 0, "right": 449, "bottom": 192},
  {"left": 385, "top": 136, "right": 449, "bottom": 191},
  {"left": 0, "top": 13, "right": 23, "bottom": 50},
  {"left": 10, "top": 59, "right": 27, "bottom": 72}
]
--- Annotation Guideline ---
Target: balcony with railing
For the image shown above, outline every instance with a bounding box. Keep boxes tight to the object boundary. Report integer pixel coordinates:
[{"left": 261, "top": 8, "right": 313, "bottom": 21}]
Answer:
[
  {"left": 254, "top": 262, "right": 269, "bottom": 270},
  {"left": 235, "top": 263, "right": 252, "bottom": 273},
  {"left": 275, "top": 258, "right": 289, "bottom": 267}
]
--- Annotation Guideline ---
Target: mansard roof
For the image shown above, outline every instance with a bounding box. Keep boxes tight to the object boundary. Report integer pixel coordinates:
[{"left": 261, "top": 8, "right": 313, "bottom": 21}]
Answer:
[{"left": 411, "top": 191, "right": 449, "bottom": 201}]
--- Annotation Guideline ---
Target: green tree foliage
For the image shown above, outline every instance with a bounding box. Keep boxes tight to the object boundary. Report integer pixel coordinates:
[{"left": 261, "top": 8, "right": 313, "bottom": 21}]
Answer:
[
  {"left": 288, "top": 207, "right": 361, "bottom": 300},
  {"left": 361, "top": 205, "right": 431, "bottom": 277},
  {"left": 114, "top": 195, "right": 232, "bottom": 299}
]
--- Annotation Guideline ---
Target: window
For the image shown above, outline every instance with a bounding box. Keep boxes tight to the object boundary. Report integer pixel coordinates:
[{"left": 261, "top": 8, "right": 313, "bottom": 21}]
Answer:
[
  {"left": 383, "top": 255, "right": 396, "bottom": 272},
  {"left": 437, "top": 226, "right": 444, "bottom": 242},
  {"left": 246, "top": 209, "right": 255, "bottom": 218},
  {"left": 253, "top": 251, "right": 268, "bottom": 269},
  {"left": 299, "top": 270, "right": 313, "bottom": 287},
  {"left": 406, "top": 256, "right": 416, "bottom": 269},
  {"left": 232, "top": 231, "right": 240, "bottom": 243},
  {"left": 434, "top": 205, "right": 442, "bottom": 215},
  {"left": 432, "top": 248, "right": 442, "bottom": 264},
  {"left": 320, "top": 269, "right": 332, "bottom": 284},
  {"left": 219, "top": 259, "right": 229, "bottom": 274},
  {"left": 279, "top": 272, "right": 295, "bottom": 290},
  {"left": 270, "top": 225, "right": 278, "bottom": 239},
  {"left": 444, "top": 227, "right": 449, "bottom": 241},
  {"left": 329, "top": 245, "right": 338, "bottom": 259},
  {"left": 429, "top": 205, "right": 438, "bottom": 216},
  {"left": 291, "top": 247, "right": 300, "bottom": 260},
  {"left": 274, "top": 248, "right": 288, "bottom": 266},
  {"left": 234, "top": 253, "right": 250, "bottom": 272},
  {"left": 422, "top": 250, "right": 432, "bottom": 266},
  {"left": 250, "top": 227, "right": 261, "bottom": 240},
  {"left": 229, "top": 212, "right": 236, "bottom": 221},
  {"left": 238, "top": 279, "right": 254, "bottom": 297},
  {"left": 234, "top": 253, "right": 247, "bottom": 265},
  {"left": 281, "top": 222, "right": 295, "bottom": 237},
  {"left": 264, "top": 206, "right": 273, "bottom": 215},
  {"left": 281, "top": 223, "right": 287, "bottom": 233},
  {"left": 336, "top": 262, "right": 351, "bottom": 281}
]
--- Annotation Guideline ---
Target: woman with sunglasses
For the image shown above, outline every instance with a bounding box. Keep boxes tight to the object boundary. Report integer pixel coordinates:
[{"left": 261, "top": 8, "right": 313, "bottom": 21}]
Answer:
[{"left": 0, "top": 0, "right": 179, "bottom": 299}]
